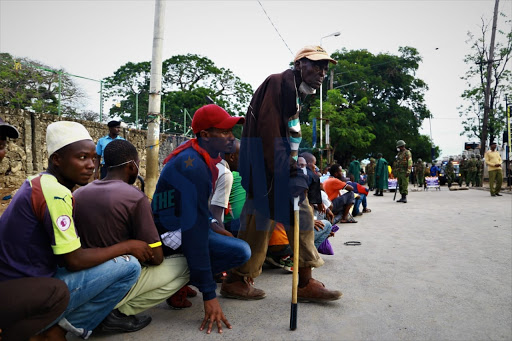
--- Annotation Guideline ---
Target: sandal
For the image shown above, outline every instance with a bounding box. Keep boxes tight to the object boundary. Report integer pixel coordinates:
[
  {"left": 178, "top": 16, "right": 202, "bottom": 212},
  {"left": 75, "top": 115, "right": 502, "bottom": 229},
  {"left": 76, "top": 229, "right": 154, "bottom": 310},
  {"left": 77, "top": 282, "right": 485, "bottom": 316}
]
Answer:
[
  {"left": 362, "top": 208, "right": 371, "bottom": 213},
  {"left": 340, "top": 218, "right": 358, "bottom": 224}
]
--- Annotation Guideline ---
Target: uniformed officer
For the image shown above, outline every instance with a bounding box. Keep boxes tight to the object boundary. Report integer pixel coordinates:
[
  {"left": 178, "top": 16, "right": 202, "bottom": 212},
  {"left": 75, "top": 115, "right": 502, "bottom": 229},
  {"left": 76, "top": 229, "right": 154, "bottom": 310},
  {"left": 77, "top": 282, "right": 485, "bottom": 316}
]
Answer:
[
  {"left": 367, "top": 157, "right": 376, "bottom": 190},
  {"left": 467, "top": 154, "right": 478, "bottom": 186},
  {"left": 415, "top": 158, "right": 425, "bottom": 188},
  {"left": 475, "top": 154, "right": 483, "bottom": 187},
  {"left": 459, "top": 154, "right": 468, "bottom": 186},
  {"left": 446, "top": 158, "right": 455, "bottom": 188},
  {"left": 395, "top": 140, "right": 412, "bottom": 203}
]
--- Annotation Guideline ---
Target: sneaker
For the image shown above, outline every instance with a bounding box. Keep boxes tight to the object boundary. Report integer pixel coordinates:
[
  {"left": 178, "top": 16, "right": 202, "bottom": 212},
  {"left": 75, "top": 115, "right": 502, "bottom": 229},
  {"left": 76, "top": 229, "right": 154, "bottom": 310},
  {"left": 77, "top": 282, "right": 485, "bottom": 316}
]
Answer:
[
  {"left": 265, "top": 255, "right": 284, "bottom": 269},
  {"left": 166, "top": 286, "right": 192, "bottom": 309},
  {"left": 100, "top": 309, "right": 152, "bottom": 333},
  {"left": 279, "top": 255, "right": 294, "bottom": 273}
]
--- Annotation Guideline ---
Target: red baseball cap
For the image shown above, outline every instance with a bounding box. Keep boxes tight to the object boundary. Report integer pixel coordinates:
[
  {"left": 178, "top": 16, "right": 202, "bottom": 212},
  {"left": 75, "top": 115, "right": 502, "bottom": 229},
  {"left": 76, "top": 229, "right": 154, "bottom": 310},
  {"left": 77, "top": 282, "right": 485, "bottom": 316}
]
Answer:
[{"left": 192, "top": 104, "right": 245, "bottom": 134}]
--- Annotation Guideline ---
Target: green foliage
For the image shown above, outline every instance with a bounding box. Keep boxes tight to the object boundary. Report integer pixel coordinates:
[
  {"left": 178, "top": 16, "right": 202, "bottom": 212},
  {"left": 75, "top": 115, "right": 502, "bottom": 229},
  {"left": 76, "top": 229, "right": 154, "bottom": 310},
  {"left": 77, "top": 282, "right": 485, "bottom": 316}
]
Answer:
[
  {"left": 299, "top": 47, "right": 435, "bottom": 165},
  {"left": 103, "top": 54, "right": 253, "bottom": 132},
  {"left": 459, "top": 14, "right": 512, "bottom": 144},
  {"left": 0, "top": 53, "right": 85, "bottom": 116}
]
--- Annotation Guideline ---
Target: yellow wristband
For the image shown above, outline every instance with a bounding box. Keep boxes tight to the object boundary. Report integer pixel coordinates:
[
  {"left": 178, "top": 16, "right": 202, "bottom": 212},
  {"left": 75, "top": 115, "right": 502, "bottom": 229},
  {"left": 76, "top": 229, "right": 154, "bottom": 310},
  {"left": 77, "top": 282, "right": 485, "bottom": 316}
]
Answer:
[{"left": 148, "top": 241, "right": 162, "bottom": 248}]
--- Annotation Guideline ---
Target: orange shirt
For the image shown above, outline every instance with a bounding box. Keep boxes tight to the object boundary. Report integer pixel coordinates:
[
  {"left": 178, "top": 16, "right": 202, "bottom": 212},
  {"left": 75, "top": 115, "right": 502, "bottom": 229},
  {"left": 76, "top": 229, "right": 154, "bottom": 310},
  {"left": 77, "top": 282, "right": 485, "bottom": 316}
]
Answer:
[{"left": 323, "top": 177, "right": 347, "bottom": 201}]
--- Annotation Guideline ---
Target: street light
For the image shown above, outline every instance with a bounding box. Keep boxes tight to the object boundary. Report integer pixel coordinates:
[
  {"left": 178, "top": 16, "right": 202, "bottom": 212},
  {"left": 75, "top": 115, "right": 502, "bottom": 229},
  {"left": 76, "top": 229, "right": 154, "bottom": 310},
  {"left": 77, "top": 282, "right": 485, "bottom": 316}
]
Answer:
[
  {"left": 319, "top": 31, "right": 340, "bottom": 152},
  {"left": 334, "top": 81, "right": 358, "bottom": 89}
]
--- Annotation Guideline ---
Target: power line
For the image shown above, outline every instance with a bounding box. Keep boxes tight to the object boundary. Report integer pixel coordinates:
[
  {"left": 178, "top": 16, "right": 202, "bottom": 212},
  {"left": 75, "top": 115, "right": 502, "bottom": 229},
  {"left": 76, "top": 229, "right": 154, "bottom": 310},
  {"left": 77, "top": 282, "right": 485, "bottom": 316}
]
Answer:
[{"left": 257, "top": 1, "right": 294, "bottom": 56}]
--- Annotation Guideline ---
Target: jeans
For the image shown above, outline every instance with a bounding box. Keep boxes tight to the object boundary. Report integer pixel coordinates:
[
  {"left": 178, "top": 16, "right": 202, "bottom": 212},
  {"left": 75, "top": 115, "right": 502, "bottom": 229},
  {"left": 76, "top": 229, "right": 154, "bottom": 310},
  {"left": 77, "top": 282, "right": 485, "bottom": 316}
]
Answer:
[
  {"left": 314, "top": 220, "right": 332, "bottom": 249},
  {"left": 208, "top": 229, "right": 251, "bottom": 274},
  {"left": 353, "top": 194, "right": 367, "bottom": 216},
  {"left": 53, "top": 256, "right": 141, "bottom": 339}
]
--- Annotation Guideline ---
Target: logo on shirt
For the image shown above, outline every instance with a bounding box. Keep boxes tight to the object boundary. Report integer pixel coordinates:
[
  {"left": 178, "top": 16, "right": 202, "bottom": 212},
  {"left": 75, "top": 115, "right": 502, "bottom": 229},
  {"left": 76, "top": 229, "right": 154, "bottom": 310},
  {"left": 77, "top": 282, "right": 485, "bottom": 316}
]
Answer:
[{"left": 56, "top": 215, "right": 71, "bottom": 231}]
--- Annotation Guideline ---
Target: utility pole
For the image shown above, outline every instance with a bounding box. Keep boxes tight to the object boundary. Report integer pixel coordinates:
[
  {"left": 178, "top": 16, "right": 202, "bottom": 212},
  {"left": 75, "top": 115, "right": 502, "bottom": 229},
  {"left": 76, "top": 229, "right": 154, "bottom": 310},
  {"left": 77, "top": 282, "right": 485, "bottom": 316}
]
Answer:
[
  {"left": 480, "top": 0, "right": 500, "bottom": 158},
  {"left": 146, "top": 0, "right": 166, "bottom": 199}
]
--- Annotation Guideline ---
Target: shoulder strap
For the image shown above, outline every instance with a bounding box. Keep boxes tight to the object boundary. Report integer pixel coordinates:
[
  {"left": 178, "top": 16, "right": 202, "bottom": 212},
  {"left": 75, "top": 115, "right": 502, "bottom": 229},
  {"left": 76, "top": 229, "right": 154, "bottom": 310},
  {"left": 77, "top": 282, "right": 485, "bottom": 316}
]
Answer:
[{"left": 29, "top": 175, "right": 47, "bottom": 223}]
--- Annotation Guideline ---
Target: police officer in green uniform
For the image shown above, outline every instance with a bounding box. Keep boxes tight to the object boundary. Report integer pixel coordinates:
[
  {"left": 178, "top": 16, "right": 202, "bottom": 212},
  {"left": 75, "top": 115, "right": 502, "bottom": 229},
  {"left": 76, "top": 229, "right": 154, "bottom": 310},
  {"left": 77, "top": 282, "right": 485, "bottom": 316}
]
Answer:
[
  {"left": 446, "top": 158, "right": 455, "bottom": 188},
  {"left": 415, "top": 158, "right": 425, "bottom": 188},
  {"left": 459, "top": 154, "right": 468, "bottom": 186},
  {"left": 395, "top": 140, "right": 412, "bottom": 203},
  {"left": 467, "top": 154, "right": 478, "bottom": 186},
  {"left": 367, "top": 158, "right": 376, "bottom": 190},
  {"left": 475, "top": 154, "right": 483, "bottom": 187}
]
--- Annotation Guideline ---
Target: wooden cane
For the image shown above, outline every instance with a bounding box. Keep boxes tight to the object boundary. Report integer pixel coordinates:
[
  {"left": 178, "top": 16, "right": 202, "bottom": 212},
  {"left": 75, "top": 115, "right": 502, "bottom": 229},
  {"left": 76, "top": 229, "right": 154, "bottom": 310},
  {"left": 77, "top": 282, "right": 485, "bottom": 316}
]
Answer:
[{"left": 290, "top": 196, "right": 300, "bottom": 330}]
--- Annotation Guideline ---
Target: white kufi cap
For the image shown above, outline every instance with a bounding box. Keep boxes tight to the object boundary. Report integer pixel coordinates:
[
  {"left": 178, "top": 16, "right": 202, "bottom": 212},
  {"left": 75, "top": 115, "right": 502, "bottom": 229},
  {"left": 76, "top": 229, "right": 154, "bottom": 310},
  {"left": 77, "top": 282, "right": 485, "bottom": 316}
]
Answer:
[{"left": 47, "top": 121, "right": 93, "bottom": 156}]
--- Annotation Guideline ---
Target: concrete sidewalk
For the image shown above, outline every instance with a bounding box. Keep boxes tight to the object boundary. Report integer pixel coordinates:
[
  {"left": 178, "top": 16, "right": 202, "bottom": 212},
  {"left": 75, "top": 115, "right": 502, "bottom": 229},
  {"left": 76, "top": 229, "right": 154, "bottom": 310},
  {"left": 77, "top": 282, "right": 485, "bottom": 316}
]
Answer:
[{"left": 76, "top": 188, "right": 512, "bottom": 340}]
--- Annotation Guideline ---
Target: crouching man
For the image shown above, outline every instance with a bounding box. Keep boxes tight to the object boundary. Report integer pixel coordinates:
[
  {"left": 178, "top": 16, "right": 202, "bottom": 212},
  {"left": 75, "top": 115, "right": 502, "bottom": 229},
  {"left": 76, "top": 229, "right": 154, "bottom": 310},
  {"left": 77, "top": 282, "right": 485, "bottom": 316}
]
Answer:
[
  {"left": 74, "top": 139, "right": 190, "bottom": 332},
  {"left": 0, "top": 121, "right": 151, "bottom": 340}
]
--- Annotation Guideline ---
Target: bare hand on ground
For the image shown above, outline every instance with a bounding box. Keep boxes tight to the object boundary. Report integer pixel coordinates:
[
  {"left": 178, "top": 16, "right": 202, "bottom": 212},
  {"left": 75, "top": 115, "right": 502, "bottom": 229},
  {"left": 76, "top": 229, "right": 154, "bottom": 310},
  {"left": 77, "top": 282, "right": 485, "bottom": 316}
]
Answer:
[{"left": 200, "top": 298, "right": 232, "bottom": 334}]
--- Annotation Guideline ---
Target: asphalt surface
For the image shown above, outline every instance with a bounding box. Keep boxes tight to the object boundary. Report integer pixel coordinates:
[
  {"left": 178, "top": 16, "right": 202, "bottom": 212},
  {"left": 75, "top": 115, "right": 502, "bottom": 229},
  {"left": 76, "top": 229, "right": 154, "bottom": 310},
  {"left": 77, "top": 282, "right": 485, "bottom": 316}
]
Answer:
[{"left": 72, "top": 186, "right": 512, "bottom": 341}]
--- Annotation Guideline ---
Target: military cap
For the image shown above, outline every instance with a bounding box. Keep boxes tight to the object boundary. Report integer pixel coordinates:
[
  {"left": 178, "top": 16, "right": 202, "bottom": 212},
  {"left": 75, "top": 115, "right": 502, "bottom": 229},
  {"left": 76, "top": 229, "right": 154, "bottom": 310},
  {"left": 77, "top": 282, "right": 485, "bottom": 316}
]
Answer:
[{"left": 396, "top": 140, "right": 406, "bottom": 147}]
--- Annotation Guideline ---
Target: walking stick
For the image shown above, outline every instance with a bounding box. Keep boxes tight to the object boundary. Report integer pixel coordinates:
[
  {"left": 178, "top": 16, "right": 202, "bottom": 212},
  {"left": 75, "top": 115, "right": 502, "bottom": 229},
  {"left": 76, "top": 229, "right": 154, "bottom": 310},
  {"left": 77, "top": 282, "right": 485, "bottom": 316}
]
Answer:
[
  {"left": 393, "top": 181, "right": 399, "bottom": 201},
  {"left": 290, "top": 196, "right": 300, "bottom": 330}
]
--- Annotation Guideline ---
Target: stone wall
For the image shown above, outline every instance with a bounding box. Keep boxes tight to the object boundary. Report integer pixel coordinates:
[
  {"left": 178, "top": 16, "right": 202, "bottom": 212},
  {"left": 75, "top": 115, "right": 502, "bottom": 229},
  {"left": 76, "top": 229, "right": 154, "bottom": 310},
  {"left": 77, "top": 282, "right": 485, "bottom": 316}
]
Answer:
[{"left": 0, "top": 107, "right": 188, "bottom": 189}]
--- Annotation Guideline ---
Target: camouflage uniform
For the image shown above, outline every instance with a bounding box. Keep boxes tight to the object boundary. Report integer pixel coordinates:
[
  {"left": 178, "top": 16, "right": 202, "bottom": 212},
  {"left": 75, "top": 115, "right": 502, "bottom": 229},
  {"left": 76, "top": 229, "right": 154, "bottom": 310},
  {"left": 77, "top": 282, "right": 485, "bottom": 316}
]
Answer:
[
  {"left": 395, "top": 140, "right": 412, "bottom": 202},
  {"left": 445, "top": 159, "right": 455, "bottom": 187},
  {"left": 367, "top": 158, "right": 376, "bottom": 190},
  {"left": 475, "top": 155, "right": 483, "bottom": 187},
  {"left": 467, "top": 154, "right": 478, "bottom": 187},
  {"left": 459, "top": 155, "right": 468, "bottom": 186},
  {"left": 414, "top": 158, "right": 425, "bottom": 187}
]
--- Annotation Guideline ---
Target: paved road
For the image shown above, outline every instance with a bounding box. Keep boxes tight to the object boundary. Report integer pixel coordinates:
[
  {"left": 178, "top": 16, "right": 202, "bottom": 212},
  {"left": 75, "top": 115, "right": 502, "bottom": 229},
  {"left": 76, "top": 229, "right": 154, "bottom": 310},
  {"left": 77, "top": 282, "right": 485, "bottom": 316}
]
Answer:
[{"left": 75, "top": 187, "right": 512, "bottom": 341}]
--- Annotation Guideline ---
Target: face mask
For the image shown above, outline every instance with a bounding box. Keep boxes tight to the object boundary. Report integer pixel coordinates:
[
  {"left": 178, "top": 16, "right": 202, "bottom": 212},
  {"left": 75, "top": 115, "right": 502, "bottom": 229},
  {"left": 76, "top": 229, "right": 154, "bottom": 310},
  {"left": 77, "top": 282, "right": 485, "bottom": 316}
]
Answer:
[
  {"left": 298, "top": 81, "right": 316, "bottom": 95},
  {"left": 298, "top": 68, "right": 316, "bottom": 95}
]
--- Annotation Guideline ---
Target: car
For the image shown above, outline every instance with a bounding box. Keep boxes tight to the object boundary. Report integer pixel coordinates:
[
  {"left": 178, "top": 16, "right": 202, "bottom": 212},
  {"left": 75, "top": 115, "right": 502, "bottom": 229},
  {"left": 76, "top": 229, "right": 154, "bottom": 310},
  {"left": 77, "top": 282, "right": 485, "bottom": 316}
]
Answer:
[{"left": 438, "top": 161, "right": 461, "bottom": 185}]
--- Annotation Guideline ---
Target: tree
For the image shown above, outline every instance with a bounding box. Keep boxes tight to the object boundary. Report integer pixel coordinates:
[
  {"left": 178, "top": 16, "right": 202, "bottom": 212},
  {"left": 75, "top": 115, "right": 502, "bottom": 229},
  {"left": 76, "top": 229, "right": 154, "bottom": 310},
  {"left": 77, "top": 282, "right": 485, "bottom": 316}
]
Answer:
[
  {"left": 0, "top": 53, "right": 86, "bottom": 116},
  {"left": 103, "top": 54, "right": 253, "bottom": 132},
  {"left": 299, "top": 47, "right": 436, "bottom": 165},
  {"left": 459, "top": 13, "right": 512, "bottom": 146}
]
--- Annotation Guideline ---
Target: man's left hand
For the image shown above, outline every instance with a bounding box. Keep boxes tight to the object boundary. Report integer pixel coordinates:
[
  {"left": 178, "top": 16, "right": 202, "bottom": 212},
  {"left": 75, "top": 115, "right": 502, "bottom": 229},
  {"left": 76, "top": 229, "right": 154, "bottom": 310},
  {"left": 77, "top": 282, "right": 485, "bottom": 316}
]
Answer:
[
  {"left": 314, "top": 220, "right": 325, "bottom": 231},
  {"left": 211, "top": 222, "right": 234, "bottom": 237}
]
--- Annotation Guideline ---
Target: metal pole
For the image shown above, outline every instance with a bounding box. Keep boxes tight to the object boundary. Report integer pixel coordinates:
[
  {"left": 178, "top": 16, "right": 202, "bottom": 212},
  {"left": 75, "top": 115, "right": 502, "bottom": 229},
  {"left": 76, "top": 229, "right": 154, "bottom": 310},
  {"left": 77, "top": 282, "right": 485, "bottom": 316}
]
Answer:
[
  {"left": 100, "top": 80, "right": 103, "bottom": 122},
  {"left": 58, "top": 71, "right": 62, "bottom": 117},
  {"left": 162, "top": 100, "right": 165, "bottom": 133},
  {"left": 146, "top": 0, "right": 166, "bottom": 199},
  {"left": 136, "top": 93, "right": 139, "bottom": 129},
  {"left": 506, "top": 95, "right": 511, "bottom": 187}
]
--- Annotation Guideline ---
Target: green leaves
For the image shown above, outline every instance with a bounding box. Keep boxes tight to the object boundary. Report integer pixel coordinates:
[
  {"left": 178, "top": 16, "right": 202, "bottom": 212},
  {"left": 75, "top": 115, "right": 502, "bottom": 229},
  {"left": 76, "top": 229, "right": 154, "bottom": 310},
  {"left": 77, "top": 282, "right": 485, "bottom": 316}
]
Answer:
[
  {"left": 302, "top": 47, "right": 435, "bottom": 164},
  {"left": 103, "top": 54, "right": 253, "bottom": 132}
]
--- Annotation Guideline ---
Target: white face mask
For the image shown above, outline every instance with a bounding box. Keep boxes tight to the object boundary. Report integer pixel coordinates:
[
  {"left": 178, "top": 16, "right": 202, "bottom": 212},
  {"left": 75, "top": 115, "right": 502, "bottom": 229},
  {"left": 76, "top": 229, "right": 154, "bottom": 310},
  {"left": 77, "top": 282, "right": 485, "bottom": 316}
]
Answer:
[
  {"left": 298, "top": 68, "right": 317, "bottom": 95},
  {"left": 298, "top": 81, "right": 317, "bottom": 95}
]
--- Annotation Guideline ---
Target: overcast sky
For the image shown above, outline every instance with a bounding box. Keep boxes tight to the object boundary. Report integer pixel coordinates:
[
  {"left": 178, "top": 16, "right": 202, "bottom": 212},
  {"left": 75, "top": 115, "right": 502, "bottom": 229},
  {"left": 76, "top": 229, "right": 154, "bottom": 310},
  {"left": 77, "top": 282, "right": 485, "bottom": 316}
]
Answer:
[{"left": 1, "top": 0, "right": 511, "bottom": 158}]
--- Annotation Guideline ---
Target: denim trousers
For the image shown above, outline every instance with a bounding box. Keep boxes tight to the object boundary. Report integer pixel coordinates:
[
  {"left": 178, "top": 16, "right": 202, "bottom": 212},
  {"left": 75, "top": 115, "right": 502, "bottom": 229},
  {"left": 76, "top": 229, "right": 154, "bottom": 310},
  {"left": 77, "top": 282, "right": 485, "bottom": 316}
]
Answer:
[
  {"left": 353, "top": 194, "right": 367, "bottom": 216},
  {"left": 208, "top": 229, "right": 251, "bottom": 274},
  {"left": 314, "top": 220, "right": 332, "bottom": 249},
  {"left": 53, "top": 256, "right": 141, "bottom": 339}
]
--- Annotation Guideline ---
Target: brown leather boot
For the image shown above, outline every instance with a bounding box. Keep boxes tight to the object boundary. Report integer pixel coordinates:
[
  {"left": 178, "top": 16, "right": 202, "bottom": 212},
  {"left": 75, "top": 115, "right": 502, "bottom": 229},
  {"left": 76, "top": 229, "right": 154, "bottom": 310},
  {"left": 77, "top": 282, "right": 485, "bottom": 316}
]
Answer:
[
  {"left": 220, "top": 278, "right": 266, "bottom": 300},
  {"left": 297, "top": 278, "right": 342, "bottom": 302}
]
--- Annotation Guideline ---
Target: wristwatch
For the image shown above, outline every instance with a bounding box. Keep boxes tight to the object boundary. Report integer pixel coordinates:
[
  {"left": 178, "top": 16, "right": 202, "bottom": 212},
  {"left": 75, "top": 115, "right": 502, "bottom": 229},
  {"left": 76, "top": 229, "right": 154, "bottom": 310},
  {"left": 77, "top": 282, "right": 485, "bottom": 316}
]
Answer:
[{"left": 210, "top": 218, "right": 218, "bottom": 225}]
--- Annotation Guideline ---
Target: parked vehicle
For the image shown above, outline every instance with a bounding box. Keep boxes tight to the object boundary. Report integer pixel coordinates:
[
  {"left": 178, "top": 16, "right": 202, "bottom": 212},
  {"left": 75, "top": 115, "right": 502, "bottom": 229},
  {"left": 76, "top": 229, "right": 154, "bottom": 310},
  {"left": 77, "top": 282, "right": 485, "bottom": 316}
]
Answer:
[{"left": 439, "top": 161, "right": 460, "bottom": 185}]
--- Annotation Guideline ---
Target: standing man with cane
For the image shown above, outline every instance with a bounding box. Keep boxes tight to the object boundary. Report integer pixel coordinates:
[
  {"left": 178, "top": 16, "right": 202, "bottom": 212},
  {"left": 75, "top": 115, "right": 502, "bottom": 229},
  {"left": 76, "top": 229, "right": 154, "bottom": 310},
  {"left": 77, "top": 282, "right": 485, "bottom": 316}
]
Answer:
[{"left": 221, "top": 46, "right": 342, "bottom": 306}]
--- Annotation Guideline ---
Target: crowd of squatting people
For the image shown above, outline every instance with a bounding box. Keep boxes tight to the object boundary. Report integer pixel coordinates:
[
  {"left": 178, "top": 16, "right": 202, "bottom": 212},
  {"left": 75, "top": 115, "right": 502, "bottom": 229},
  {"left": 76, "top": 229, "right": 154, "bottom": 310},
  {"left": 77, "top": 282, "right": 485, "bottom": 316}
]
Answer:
[{"left": 0, "top": 45, "right": 506, "bottom": 340}]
